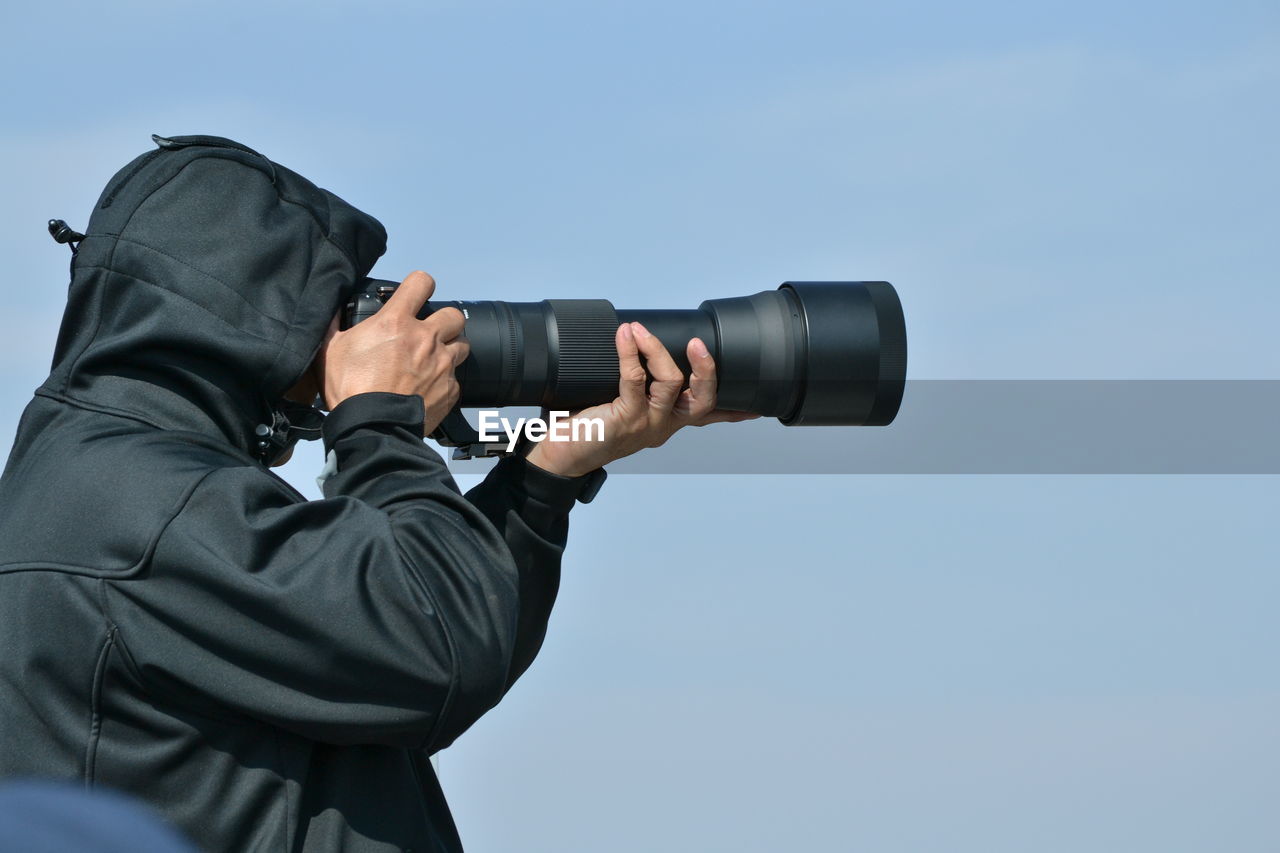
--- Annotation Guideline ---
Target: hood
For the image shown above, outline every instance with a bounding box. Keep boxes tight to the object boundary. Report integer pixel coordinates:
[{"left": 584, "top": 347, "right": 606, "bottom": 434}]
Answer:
[{"left": 39, "top": 134, "right": 387, "bottom": 457}]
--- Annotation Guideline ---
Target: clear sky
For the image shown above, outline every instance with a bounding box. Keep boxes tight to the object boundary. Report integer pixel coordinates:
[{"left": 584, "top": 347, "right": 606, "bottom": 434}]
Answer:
[{"left": 3, "top": 1, "right": 1278, "bottom": 851}]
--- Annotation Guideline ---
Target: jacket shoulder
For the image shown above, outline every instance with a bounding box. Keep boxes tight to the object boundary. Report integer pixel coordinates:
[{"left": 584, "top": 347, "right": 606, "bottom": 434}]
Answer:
[{"left": 0, "top": 404, "right": 254, "bottom": 579}]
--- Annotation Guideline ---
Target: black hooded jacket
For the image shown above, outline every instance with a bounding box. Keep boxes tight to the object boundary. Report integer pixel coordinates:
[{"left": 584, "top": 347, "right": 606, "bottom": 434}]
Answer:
[{"left": 0, "top": 135, "right": 596, "bottom": 851}]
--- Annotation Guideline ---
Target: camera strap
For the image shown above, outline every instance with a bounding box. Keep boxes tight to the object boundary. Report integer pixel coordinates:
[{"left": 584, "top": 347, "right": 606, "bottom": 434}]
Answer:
[{"left": 253, "top": 400, "right": 325, "bottom": 466}]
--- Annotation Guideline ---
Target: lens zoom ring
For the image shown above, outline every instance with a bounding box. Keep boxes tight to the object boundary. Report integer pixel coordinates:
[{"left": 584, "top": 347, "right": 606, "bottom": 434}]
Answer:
[{"left": 547, "top": 300, "right": 620, "bottom": 392}]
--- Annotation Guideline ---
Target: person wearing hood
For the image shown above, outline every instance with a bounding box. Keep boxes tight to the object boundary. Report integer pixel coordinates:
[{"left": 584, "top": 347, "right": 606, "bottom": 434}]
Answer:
[{"left": 0, "top": 135, "right": 746, "bottom": 852}]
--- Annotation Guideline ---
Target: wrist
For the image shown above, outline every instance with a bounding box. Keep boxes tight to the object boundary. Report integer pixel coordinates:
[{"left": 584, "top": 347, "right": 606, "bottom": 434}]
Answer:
[
  {"left": 321, "top": 392, "right": 427, "bottom": 454},
  {"left": 521, "top": 440, "right": 598, "bottom": 479}
]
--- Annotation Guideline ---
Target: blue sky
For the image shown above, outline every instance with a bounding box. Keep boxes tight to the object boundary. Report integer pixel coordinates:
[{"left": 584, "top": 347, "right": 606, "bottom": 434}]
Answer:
[{"left": 3, "top": 1, "right": 1278, "bottom": 850}]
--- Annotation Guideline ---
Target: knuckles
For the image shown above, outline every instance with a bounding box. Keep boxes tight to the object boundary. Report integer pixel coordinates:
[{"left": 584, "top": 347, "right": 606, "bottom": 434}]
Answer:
[{"left": 432, "top": 307, "right": 466, "bottom": 331}]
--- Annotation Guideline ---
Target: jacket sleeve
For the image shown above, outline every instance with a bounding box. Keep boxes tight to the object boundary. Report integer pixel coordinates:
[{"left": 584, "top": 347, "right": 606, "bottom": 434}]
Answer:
[
  {"left": 461, "top": 438, "right": 589, "bottom": 692},
  {"left": 104, "top": 392, "right": 599, "bottom": 751}
]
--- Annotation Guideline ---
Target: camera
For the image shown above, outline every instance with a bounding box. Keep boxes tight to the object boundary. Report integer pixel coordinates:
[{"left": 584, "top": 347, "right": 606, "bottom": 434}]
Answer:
[{"left": 344, "top": 279, "right": 906, "bottom": 456}]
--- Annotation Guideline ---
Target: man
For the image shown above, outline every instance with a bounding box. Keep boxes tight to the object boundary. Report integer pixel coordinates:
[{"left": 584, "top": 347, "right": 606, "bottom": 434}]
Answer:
[{"left": 0, "top": 135, "right": 747, "bottom": 851}]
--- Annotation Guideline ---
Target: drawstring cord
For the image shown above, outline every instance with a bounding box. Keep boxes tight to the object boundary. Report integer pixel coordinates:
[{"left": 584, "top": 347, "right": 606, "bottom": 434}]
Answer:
[{"left": 48, "top": 219, "right": 85, "bottom": 255}]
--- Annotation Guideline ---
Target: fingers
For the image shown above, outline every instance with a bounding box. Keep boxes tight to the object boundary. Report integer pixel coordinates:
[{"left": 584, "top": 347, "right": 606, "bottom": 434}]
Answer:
[
  {"left": 446, "top": 337, "right": 471, "bottom": 368},
  {"left": 678, "top": 337, "right": 717, "bottom": 421},
  {"left": 693, "top": 410, "right": 761, "bottom": 426},
  {"left": 616, "top": 323, "right": 647, "bottom": 414},
  {"left": 630, "top": 322, "right": 683, "bottom": 413},
  {"left": 376, "top": 272, "right": 465, "bottom": 343},
  {"left": 427, "top": 305, "right": 466, "bottom": 342},
  {"left": 383, "top": 270, "right": 436, "bottom": 317}
]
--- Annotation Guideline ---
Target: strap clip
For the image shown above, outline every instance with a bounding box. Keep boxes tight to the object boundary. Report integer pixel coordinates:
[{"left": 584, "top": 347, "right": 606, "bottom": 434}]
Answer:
[{"left": 47, "top": 219, "right": 85, "bottom": 255}]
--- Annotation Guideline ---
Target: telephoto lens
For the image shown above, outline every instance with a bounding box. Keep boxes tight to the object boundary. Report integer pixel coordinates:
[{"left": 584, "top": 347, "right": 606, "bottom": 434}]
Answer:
[{"left": 344, "top": 280, "right": 906, "bottom": 427}]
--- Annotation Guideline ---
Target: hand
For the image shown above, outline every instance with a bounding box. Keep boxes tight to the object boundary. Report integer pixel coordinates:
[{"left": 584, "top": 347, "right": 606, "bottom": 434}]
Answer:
[
  {"left": 316, "top": 271, "right": 469, "bottom": 435},
  {"left": 522, "top": 321, "right": 758, "bottom": 478}
]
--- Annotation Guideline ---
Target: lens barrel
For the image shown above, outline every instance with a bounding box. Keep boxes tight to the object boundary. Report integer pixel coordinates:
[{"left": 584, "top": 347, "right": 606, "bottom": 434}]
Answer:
[{"left": 346, "top": 280, "right": 906, "bottom": 426}]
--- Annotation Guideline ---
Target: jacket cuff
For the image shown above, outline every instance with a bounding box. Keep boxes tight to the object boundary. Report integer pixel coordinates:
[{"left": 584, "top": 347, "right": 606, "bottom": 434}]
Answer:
[
  {"left": 322, "top": 393, "right": 425, "bottom": 453},
  {"left": 490, "top": 455, "right": 606, "bottom": 513}
]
